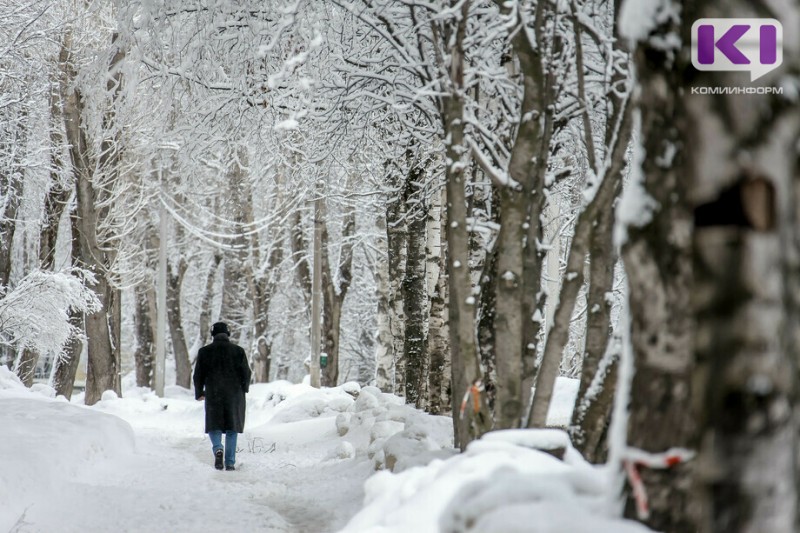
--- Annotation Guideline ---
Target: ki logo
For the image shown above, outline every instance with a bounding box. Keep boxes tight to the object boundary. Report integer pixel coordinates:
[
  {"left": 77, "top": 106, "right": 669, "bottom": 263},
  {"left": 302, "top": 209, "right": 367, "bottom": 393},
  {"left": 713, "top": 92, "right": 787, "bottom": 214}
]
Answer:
[{"left": 691, "top": 18, "right": 783, "bottom": 82}]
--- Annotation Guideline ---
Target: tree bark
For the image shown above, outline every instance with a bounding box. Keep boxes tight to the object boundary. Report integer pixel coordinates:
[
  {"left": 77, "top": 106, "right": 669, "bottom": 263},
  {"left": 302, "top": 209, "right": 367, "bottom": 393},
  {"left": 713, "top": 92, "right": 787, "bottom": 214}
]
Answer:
[
  {"left": 59, "top": 31, "right": 123, "bottom": 405},
  {"left": 486, "top": 0, "right": 554, "bottom": 429},
  {"left": 193, "top": 254, "right": 221, "bottom": 360},
  {"left": 478, "top": 236, "right": 499, "bottom": 412},
  {"left": 65, "top": 91, "right": 118, "bottom": 404},
  {"left": 685, "top": 2, "right": 800, "bottom": 531},
  {"left": 385, "top": 165, "right": 408, "bottom": 396},
  {"left": 570, "top": 211, "right": 619, "bottom": 456},
  {"left": 426, "top": 187, "right": 450, "bottom": 414},
  {"left": 374, "top": 211, "right": 394, "bottom": 392},
  {"left": 403, "top": 158, "right": 429, "bottom": 407},
  {"left": 0, "top": 177, "right": 22, "bottom": 289},
  {"left": 437, "top": 0, "right": 491, "bottom": 448},
  {"left": 133, "top": 284, "right": 156, "bottom": 388},
  {"left": 52, "top": 210, "right": 84, "bottom": 399},
  {"left": 320, "top": 202, "right": 355, "bottom": 387},
  {"left": 622, "top": 9, "right": 696, "bottom": 530},
  {"left": 168, "top": 259, "right": 191, "bottom": 388},
  {"left": 427, "top": 255, "right": 451, "bottom": 415}
]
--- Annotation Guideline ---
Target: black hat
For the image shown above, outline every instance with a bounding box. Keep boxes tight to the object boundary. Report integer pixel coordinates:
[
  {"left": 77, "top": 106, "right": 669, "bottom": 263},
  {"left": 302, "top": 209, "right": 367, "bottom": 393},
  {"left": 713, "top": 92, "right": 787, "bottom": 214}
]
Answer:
[{"left": 211, "top": 322, "right": 230, "bottom": 336}]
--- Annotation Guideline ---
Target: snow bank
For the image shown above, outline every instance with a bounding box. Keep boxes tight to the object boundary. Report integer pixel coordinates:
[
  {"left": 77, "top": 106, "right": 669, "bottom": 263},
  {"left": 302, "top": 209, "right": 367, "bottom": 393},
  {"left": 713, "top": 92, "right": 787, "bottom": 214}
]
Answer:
[
  {"left": 0, "top": 367, "right": 135, "bottom": 532},
  {"left": 246, "top": 382, "right": 454, "bottom": 472},
  {"left": 341, "top": 428, "right": 653, "bottom": 533}
]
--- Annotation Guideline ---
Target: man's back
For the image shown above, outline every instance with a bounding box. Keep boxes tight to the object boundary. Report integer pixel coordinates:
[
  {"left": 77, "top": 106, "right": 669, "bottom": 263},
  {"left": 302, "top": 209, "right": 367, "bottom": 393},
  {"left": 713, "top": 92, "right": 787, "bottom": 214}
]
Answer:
[{"left": 193, "top": 330, "right": 251, "bottom": 434}]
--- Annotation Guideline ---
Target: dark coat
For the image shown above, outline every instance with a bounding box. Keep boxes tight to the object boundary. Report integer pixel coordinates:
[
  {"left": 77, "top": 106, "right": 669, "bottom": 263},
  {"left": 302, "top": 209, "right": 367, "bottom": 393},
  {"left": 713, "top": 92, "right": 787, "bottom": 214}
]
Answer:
[{"left": 193, "top": 335, "right": 252, "bottom": 433}]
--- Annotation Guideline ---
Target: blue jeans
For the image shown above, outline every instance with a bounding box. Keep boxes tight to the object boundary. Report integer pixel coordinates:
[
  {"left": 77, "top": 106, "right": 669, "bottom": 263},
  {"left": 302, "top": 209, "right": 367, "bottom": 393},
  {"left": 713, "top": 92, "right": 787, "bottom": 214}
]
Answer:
[{"left": 208, "top": 430, "right": 238, "bottom": 467}]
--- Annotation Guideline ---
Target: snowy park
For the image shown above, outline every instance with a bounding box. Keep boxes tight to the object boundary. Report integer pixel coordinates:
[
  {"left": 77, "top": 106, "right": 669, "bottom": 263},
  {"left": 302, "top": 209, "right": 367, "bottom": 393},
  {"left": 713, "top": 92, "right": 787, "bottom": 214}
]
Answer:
[
  {"left": 1, "top": 367, "right": 651, "bottom": 532},
  {"left": 2, "top": 1, "right": 799, "bottom": 532}
]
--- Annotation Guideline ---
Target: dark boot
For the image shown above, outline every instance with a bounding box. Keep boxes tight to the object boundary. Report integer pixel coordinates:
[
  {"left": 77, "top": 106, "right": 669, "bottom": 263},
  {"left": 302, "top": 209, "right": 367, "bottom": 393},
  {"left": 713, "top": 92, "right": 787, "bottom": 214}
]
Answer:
[
  {"left": 225, "top": 465, "right": 235, "bottom": 471},
  {"left": 214, "top": 450, "right": 223, "bottom": 470}
]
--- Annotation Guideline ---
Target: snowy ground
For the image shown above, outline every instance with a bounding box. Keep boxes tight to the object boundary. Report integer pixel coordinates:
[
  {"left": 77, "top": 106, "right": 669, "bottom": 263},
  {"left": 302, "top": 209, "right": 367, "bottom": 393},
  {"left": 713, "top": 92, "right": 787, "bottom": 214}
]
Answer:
[{"left": 1, "top": 367, "right": 649, "bottom": 533}]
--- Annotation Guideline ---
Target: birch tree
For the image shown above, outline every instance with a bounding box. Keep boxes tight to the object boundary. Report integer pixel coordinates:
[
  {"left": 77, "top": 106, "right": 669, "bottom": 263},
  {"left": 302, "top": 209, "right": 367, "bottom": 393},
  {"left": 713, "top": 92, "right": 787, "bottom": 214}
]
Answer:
[{"left": 685, "top": 1, "right": 800, "bottom": 530}]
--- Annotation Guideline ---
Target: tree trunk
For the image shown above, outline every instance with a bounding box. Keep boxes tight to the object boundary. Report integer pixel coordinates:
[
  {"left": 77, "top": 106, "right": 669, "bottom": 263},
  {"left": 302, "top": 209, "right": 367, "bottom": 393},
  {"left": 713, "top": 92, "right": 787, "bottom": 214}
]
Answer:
[
  {"left": 193, "top": 254, "right": 221, "bottom": 360},
  {"left": 52, "top": 312, "right": 84, "bottom": 399},
  {"left": 67, "top": 96, "right": 118, "bottom": 405},
  {"left": 403, "top": 160, "right": 428, "bottom": 407},
  {"left": 60, "top": 31, "right": 123, "bottom": 405},
  {"left": 477, "top": 237, "right": 498, "bottom": 413},
  {"left": 168, "top": 259, "right": 191, "bottom": 388},
  {"left": 685, "top": 2, "right": 800, "bottom": 530},
  {"left": 426, "top": 187, "right": 450, "bottom": 414},
  {"left": 427, "top": 255, "right": 451, "bottom": 415},
  {"left": 570, "top": 210, "right": 619, "bottom": 455},
  {"left": 0, "top": 107, "right": 27, "bottom": 290},
  {"left": 40, "top": 77, "right": 71, "bottom": 272},
  {"left": 16, "top": 161, "right": 69, "bottom": 385},
  {"left": 374, "top": 211, "right": 394, "bottom": 392},
  {"left": 484, "top": 0, "right": 554, "bottom": 429},
  {"left": 385, "top": 167, "right": 408, "bottom": 396},
  {"left": 250, "top": 237, "right": 282, "bottom": 383},
  {"left": 575, "top": 353, "right": 618, "bottom": 464},
  {"left": 133, "top": 284, "right": 156, "bottom": 388},
  {"left": 52, "top": 211, "right": 84, "bottom": 399},
  {"left": 15, "top": 348, "right": 37, "bottom": 387},
  {"left": 320, "top": 203, "right": 355, "bottom": 387},
  {"left": 621, "top": 10, "right": 696, "bottom": 530},
  {"left": 438, "top": 0, "right": 491, "bottom": 448}
]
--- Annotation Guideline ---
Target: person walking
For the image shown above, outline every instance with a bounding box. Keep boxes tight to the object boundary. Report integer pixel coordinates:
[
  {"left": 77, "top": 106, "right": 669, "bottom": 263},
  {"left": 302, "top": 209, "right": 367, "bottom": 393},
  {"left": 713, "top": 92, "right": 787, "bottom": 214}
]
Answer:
[{"left": 193, "top": 321, "right": 252, "bottom": 471}]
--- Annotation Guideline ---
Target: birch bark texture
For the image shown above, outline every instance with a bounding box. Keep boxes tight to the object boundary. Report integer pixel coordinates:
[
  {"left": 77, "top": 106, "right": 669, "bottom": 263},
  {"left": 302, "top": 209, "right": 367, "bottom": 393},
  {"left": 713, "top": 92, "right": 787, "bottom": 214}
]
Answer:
[
  {"left": 619, "top": 3, "right": 696, "bottom": 530},
  {"left": 684, "top": 1, "right": 800, "bottom": 531}
]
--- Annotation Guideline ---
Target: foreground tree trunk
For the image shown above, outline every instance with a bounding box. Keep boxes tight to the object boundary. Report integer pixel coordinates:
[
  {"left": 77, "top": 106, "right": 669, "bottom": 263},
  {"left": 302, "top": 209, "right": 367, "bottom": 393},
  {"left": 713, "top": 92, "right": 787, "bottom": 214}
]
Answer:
[
  {"left": 621, "top": 7, "right": 696, "bottom": 531},
  {"left": 685, "top": 3, "right": 800, "bottom": 531}
]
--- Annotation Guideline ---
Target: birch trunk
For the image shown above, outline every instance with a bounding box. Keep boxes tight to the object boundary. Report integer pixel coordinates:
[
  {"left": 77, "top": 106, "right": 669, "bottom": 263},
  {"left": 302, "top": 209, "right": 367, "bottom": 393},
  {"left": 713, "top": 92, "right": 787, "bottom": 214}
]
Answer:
[
  {"left": 427, "top": 257, "right": 451, "bottom": 415},
  {"left": 570, "top": 209, "right": 619, "bottom": 458},
  {"left": 622, "top": 12, "right": 696, "bottom": 530},
  {"left": 374, "top": 212, "right": 394, "bottom": 392},
  {"left": 385, "top": 170, "right": 408, "bottom": 396},
  {"left": 686, "top": 2, "right": 800, "bottom": 530},
  {"left": 133, "top": 284, "right": 156, "bottom": 388},
  {"left": 426, "top": 187, "right": 449, "bottom": 413},
  {"left": 403, "top": 161, "right": 428, "bottom": 407}
]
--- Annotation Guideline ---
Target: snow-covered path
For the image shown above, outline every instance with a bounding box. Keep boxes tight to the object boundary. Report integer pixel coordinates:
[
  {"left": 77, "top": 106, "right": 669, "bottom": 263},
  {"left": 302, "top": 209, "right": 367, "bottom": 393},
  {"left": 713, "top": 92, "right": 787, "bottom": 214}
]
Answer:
[
  {"left": 3, "top": 380, "right": 378, "bottom": 533},
  {"left": 3, "top": 368, "right": 654, "bottom": 533}
]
